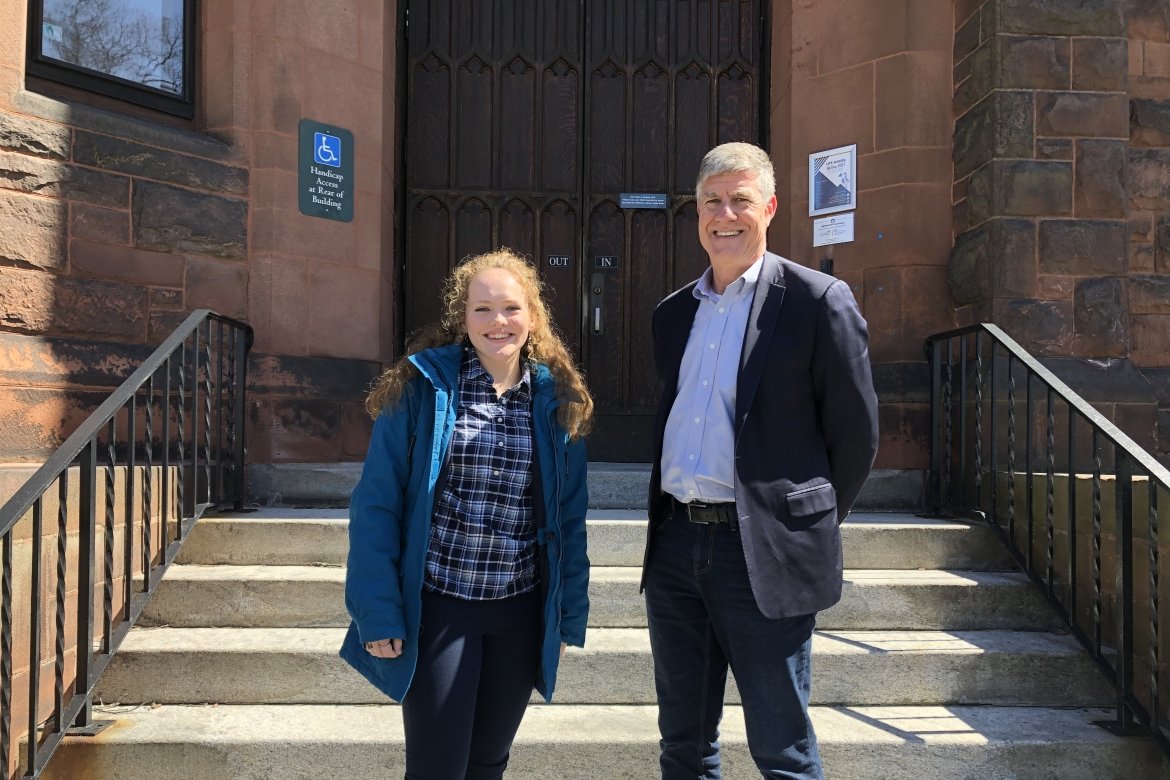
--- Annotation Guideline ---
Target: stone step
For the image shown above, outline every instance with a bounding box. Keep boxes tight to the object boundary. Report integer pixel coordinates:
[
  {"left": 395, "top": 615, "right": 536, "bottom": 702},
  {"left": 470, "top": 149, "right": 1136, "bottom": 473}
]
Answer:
[
  {"left": 42, "top": 704, "right": 1168, "bottom": 780},
  {"left": 141, "top": 566, "right": 1062, "bottom": 631},
  {"left": 178, "top": 509, "right": 1013, "bottom": 570},
  {"left": 247, "top": 462, "right": 925, "bottom": 512},
  {"left": 97, "top": 627, "right": 1113, "bottom": 707}
]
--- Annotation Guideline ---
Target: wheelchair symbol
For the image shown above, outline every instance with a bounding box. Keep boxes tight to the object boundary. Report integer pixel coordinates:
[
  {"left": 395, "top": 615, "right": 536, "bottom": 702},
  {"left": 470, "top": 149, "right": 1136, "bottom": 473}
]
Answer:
[{"left": 314, "top": 132, "right": 341, "bottom": 167}]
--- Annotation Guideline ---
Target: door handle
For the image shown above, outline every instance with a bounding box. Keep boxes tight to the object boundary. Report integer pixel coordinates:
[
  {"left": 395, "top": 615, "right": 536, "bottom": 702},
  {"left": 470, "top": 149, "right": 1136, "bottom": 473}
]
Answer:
[{"left": 589, "top": 272, "right": 604, "bottom": 335}]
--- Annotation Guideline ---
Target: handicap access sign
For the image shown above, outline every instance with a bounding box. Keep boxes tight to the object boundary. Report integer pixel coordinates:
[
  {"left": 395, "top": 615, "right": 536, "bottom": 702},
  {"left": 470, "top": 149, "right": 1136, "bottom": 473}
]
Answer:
[
  {"left": 299, "top": 119, "right": 354, "bottom": 222},
  {"left": 313, "top": 132, "right": 342, "bottom": 167}
]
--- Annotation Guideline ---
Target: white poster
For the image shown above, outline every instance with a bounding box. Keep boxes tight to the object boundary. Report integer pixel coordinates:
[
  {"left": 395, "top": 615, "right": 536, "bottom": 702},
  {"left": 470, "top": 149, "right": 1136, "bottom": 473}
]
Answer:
[
  {"left": 813, "top": 213, "right": 855, "bottom": 247},
  {"left": 808, "top": 144, "right": 857, "bottom": 217}
]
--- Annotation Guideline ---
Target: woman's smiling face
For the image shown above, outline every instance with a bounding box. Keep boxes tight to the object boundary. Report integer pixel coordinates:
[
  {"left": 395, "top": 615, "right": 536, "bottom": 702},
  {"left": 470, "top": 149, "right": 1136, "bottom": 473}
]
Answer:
[{"left": 464, "top": 267, "right": 532, "bottom": 374}]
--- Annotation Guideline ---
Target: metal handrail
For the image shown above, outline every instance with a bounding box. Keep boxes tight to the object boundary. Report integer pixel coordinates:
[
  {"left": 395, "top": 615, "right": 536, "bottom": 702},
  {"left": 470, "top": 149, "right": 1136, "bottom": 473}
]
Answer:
[
  {"left": 0, "top": 310, "right": 253, "bottom": 778},
  {"left": 926, "top": 323, "right": 1168, "bottom": 757}
]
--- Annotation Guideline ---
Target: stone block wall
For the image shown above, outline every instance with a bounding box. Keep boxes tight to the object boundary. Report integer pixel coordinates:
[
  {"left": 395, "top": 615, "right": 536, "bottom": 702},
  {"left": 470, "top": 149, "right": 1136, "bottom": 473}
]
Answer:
[
  {"left": 771, "top": 0, "right": 957, "bottom": 470},
  {"left": 1126, "top": 0, "right": 1170, "bottom": 460},
  {"left": 951, "top": 0, "right": 1169, "bottom": 463},
  {"left": 0, "top": 1, "right": 398, "bottom": 467},
  {"left": 0, "top": 105, "right": 249, "bottom": 459}
]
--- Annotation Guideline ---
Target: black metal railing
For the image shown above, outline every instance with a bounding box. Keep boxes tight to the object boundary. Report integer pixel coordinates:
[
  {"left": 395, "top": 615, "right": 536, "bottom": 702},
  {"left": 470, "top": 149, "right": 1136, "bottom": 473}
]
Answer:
[
  {"left": 0, "top": 310, "right": 252, "bottom": 779},
  {"left": 926, "top": 323, "right": 1169, "bottom": 756}
]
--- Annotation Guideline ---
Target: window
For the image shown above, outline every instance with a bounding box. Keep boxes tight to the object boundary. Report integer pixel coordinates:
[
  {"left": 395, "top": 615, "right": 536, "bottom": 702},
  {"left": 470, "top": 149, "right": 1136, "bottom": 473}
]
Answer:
[{"left": 27, "top": 0, "right": 195, "bottom": 117}]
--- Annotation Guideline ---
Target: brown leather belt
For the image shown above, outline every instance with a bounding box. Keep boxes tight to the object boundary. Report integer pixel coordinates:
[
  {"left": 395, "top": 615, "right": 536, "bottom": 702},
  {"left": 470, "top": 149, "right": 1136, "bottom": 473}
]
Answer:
[{"left": 668, "top": 495, "right": 737, "bottom": 525}]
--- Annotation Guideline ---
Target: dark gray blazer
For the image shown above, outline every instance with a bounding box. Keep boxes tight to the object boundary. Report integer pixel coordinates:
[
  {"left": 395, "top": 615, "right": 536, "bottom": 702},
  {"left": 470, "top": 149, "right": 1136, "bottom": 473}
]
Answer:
[{"left": 642, "top": 252, "right": 880, "bottom": 618}]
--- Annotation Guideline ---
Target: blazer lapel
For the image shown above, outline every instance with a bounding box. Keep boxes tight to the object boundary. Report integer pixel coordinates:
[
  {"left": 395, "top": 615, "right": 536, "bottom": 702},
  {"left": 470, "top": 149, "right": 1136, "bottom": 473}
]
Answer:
[{"left": 735, "top": 253, "right": 786, "bottom": 436}]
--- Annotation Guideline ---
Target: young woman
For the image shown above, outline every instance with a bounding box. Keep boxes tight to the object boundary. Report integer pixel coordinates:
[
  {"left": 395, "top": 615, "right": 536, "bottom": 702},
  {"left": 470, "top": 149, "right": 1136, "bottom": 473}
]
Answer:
[{"left": 340, "top": 248, "right": 593, "bottom": 779}]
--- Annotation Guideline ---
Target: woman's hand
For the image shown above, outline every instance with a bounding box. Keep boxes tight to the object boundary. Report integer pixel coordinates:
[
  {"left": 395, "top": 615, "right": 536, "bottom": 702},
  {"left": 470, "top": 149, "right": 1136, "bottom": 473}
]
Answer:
[{"left": 365, "top": 638, "right": 404, "bottom": 658}]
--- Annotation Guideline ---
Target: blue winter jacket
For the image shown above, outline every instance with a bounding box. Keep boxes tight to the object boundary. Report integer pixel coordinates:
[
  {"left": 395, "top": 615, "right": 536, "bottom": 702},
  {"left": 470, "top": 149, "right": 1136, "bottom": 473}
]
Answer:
[{"left": 339, "top": 343, "right": 590, "bottom": 703}]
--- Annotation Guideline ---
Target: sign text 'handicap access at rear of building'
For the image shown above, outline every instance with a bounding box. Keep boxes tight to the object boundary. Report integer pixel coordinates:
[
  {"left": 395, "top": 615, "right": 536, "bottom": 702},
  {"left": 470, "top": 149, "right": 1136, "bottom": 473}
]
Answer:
[{"left": 299, "top": 119, "right": 354, "bottom": 222}]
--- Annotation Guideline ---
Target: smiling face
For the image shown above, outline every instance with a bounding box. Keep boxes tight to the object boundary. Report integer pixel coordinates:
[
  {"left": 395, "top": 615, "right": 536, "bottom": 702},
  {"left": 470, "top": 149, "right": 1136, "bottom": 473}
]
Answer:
[
  {"left": 464, "top": 267, "right": 533, "bottom": 378},
  {"left": 697, "top": 170, "right": 777, "bottom": 284}
]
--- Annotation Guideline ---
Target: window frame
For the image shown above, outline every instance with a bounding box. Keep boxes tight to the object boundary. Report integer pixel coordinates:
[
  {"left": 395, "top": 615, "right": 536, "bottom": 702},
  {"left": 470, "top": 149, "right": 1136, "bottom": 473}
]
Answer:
[{"left": 26, "top": 0, "right": 197, "bottom": 118}]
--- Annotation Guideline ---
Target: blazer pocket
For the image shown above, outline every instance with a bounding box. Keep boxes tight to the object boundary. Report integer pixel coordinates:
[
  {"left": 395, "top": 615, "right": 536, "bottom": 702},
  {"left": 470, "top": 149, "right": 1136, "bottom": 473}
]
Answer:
[{"left": 785, "top": 481, "right": 837, "bottom": 517}]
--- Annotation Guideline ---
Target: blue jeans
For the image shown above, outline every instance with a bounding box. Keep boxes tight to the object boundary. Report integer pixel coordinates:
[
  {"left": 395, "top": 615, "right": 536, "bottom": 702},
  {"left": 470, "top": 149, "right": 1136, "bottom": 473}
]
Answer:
[{"left": 644, "top": 507, "right": 823, "bottom": 779}]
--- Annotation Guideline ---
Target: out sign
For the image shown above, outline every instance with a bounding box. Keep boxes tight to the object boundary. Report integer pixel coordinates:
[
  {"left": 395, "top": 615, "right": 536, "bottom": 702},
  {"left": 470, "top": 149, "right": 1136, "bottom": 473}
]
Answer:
[{"left": 547, "top": 255, "right": 570, "bottom": 267}]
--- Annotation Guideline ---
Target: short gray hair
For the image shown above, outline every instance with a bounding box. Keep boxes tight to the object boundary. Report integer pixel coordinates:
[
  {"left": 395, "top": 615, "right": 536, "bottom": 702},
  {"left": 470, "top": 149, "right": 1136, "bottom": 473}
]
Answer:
[{"left": 695, "top": 142, "right": 776, "bottom": 200}]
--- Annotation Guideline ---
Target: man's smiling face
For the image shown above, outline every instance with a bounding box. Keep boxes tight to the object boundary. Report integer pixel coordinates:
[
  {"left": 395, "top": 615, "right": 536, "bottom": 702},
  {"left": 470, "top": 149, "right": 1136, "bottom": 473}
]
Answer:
[{"left": 696, "top": 170, "right": 777, "bottom": 278}]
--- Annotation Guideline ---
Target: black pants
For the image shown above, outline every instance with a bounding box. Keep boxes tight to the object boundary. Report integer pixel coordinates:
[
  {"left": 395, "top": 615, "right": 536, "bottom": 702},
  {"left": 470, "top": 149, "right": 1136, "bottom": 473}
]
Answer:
[{"left": 401, "top": 588, "right": 542, "bottom": 780}]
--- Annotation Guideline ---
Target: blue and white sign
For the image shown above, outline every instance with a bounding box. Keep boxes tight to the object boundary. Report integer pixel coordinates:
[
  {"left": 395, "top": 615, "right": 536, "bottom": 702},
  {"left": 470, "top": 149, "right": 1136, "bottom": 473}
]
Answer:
[
  {"left": 299, "top": 119, "right": 354, "bottom": 222},
  {"left": 313, "top": 132, "right": 342, "bottom": 168},
  {"left": 620, "top": 192, "right": 670, "bottom": 210},
  {"left": 808, "top": 143, "right": 857, "bottom": 217}
]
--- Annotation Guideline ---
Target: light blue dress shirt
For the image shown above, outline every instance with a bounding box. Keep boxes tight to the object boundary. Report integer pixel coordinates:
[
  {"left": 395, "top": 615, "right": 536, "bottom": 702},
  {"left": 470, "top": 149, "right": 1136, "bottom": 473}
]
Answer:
[{"left": 660, "top": 256, "right": 763, "bottom": 504}]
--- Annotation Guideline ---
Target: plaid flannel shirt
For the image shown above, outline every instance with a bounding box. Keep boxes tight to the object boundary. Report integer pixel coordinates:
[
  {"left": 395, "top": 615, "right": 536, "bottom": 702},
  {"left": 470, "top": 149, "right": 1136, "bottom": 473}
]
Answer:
[{"left": 424, "top": 348, "right": 537, "bottom": 600}]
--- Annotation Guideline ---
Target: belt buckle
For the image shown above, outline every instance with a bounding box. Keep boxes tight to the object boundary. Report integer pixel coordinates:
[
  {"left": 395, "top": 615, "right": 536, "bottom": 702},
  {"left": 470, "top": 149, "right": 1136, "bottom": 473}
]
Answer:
[{"left": 685, "top": 501, "right": 712, "bottom": 525}]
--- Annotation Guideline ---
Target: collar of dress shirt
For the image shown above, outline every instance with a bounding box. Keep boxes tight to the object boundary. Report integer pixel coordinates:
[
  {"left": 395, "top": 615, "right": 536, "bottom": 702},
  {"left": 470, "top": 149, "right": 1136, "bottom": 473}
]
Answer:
[
  {"left": 462, "top": 345, "right": 532, "bottom": 390},
  {"left": 692, "top": 254, "right": 765, "bottom": 302}
]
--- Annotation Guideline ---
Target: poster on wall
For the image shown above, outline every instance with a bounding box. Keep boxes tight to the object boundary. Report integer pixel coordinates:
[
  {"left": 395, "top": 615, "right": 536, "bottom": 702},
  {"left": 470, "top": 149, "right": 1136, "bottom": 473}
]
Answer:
[{"left": 808, "top": 144, "right": 857, "bottom": 217}]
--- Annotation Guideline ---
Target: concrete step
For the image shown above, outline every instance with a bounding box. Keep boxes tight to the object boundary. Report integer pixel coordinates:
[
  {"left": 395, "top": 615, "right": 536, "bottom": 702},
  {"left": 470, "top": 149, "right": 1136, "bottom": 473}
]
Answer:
[
  {"left": 43, "top": 704, "right": 1168, "bottom": 780},
  {"left": 141, "top": 566, "right": 1062, "bottom": 631},
  {"left": 179, "top": 509, "right": 1013, "bottom": 570},
  {"left": 97, "top": 627, "right": 1113, "bottom": 707},
  {"left": 248, "top": 462, "right": 925, "bottom": 512}
]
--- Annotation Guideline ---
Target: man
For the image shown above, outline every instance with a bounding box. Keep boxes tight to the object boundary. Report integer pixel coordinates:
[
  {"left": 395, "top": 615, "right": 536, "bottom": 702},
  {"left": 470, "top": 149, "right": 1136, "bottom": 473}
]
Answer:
[{"left": 641, "top": 142, "right": 879, "bottom": 779}]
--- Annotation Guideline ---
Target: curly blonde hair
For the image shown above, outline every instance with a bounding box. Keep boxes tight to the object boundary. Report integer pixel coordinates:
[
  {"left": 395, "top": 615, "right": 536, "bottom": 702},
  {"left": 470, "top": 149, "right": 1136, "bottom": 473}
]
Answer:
[{"left": 366, "top": 248, "right": 594, "bottom": 440}]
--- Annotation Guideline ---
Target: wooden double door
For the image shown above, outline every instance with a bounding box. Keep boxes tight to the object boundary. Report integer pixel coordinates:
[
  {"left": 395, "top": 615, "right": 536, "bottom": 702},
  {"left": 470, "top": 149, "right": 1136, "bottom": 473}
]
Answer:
[{"left": 402, "top": 0, "right": 765, "bottom": 460}]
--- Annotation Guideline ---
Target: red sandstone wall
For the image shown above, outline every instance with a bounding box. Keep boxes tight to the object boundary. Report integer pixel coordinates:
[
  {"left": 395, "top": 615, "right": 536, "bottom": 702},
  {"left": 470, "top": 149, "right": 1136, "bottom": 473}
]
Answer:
[
  {"left": 0, "top": 1, "right": 398, "bottom": 466},
  {"left": 770, "top": 0, "right": 957, "bottom": 469}
]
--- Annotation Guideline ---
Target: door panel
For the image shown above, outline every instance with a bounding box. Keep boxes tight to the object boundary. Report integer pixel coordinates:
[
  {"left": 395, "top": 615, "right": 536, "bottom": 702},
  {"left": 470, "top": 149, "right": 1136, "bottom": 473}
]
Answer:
[
  {"left": 405, "top": 0, "right": 584, "bottom": 345},
  {"left": 580, "top": 0, "right": 762, "bottom": 459},
  {"left": 404, "top": 0, "right": 762, "bottom": 460}
]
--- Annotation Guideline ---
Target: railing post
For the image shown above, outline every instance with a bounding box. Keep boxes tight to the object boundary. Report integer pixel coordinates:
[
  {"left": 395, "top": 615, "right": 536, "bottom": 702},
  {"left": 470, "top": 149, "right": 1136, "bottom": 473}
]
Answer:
[
  {"left": 27, "top": 499, "right": 43, "bottom": 776},
  {"left": 188, "top": 329, "right": 200, "bottom": 516},
  {"left": 0, "top": 527, "right": 11, "bottom": 778},
  {"left": 1025, "top": 370, "right": 1035, "bottom": 570},
  {"left": 214, "top": 321, "right": 225, "bottom": 504},
  {"left": 1115, "top": 449, "right": 1135, "bottom": 732},
  {"left": 233, "top": 325, "right": 249, "bottom": 510},
  {"left": 162, "top": 356, "right": 172, "bottom": 554},
  {"left": 202, "top": 321, "right": 214, "bottom": 506},
  {"left": 989, "top": 339, "right": 998, "bottom": 526},
  {"left": 958, "top": 336, "right": 968, "bottom": 508},
  {"left": 125, "top": 396, "right": 136, "bottom": 617},
  {"left": 74, "top": 440, "right": 98, "bottom": 729},
  {"left": 1149, "top": 478, "right": 1161, "bottom": 735},
  {"left": 1068, "top": 411, "right": 1078, "bottom": 621},
  {"left": 927, "top": 338, "right": 943, "bottom": 514},
  {"left": 974, "top": 331, "right": 985, "bottom": 517}
]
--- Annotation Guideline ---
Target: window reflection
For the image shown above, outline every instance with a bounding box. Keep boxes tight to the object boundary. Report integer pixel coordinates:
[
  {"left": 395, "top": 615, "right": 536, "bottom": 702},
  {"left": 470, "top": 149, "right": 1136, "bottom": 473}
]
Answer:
[{"left": 41, "top": 0, "right": 185, "bottom": 95}]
